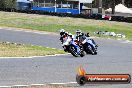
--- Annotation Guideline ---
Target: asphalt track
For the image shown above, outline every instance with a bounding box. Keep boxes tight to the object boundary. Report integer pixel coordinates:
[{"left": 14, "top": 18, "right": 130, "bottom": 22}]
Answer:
[{"left": 0, "top": 28, "right": 132, "bottom": 88}]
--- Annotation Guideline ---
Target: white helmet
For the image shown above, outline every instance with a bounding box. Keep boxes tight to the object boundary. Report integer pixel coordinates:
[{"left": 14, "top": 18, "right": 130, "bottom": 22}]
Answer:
[
  {"left": 60, "top": 29, "right": 65, "bottom": 36},
  {"left": 68, "top": 33, "right": 72, "bottom": 36},
  {"left": 68, "top": 33, "right": 72, "bottom": 35},
  {"left": 60, "top": 29, "right": 65, "bottom": 33},
  {"left": 76, "top": 29, "right": 82, "bottom": 36}
]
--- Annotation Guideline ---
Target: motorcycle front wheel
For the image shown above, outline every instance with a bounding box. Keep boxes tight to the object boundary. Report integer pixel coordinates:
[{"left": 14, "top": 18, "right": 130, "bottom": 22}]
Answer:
[{"left": 69, "top": 46, "right": 78, "bottom": 57}]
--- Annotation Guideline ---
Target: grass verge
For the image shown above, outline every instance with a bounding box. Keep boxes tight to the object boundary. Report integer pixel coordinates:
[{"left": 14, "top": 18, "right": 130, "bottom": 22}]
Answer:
[
  {"left": 0, "top": 42, "right": 65, "bottom": 57},
  {"left": 0, "top": 11, "right": 132, "bottom": 40}
]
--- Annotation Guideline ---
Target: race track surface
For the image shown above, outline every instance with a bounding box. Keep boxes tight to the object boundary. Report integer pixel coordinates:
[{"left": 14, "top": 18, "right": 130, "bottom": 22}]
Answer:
[{"left": 0, "top": 28, "right": 132, "bottom": 88}]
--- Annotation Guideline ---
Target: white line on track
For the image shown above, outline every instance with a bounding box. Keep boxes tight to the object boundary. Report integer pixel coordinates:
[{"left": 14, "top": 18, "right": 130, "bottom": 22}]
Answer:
[
  {"left": 0, "top": 53, "right": 70, "bottom": 59},
  {"left": 49, "top": 82, "right": 77, "bottom": 85},
  {"left": 0, "top": 57, "right": 32, "bottom": 59},
  {"left": 31, "top": 53, "right": 70, "bottom": 58},
  {"left": 0, "top": 86, "right": 11, "bottom": 88},
  {"left": 30, "top": 84, "right": 45, "bottom": 86},
  {"left": 0, "top": 82, "right": 77, "bottom": 88},
  {"left": 13, "top": 85, "right": 29, "bottom": 87}
]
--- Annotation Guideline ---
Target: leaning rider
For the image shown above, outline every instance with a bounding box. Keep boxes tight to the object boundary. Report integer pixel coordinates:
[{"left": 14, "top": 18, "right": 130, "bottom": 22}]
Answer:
[
  {"left": 75, "top": 30, "right": 97, "bottom": 48},
  {"left": 68, "top": 33, "right": 81, "bottom": 54},
  {"left": 59, "top": 29, "right": 68, "bottom": 44},
  {"left": 75, "top": 29, "right": 86, "bottom": 43},
  {"left": 85, "top": 32, "right": 98, "bottom": 47}
]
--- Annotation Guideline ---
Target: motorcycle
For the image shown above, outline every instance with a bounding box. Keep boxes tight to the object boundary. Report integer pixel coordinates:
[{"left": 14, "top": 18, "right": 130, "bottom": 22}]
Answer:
[
  {"left": 62, "top": 37, "right": 85, "bottom": 57},
  {"left": 81, "top": 38, "right": 97, "bottom": 55}
]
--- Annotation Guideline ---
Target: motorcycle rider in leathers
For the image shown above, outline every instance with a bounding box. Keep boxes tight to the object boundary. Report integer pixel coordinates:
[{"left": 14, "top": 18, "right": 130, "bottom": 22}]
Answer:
[{"left": 75, "top": 30, "right": 97, "bottom": 50}]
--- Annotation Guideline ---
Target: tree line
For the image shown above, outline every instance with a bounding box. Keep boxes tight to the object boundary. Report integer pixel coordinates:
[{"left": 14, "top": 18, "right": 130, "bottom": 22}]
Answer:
[{"left": 0, "top": 0, "right": 16, "bottom": 9}]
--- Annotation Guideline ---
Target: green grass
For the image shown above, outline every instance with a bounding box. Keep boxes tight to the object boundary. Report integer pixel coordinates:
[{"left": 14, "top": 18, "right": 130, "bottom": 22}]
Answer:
[
  {"left": 0, "top": 11, "right": 132, "bottom": 40},
  {"left": 0, "top": 42, "right": 65, "bottom": 57}
]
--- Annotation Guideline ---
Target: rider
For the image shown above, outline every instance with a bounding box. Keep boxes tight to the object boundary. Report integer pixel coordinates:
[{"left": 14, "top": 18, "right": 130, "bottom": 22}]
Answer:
[
  {"left": 68, "top": 33, "right": 81, "bottom": 54},
  {"left": 59, "top": 29, "right": 81, "bottom": 54},
  {"left": 59, "top": 29, "right": 68, "bottom": 44},
  {"left": 60, "top": 30, "right": 69, "bottom": 52},
  {"left": 75, "top": 30, "right": 97, "bottom": 49},
  {"left": 85, "top": 32, "right": 98, "bottom": 47},
  {"left": 76, "top": 30, "right": 86, "bottom": 43}
]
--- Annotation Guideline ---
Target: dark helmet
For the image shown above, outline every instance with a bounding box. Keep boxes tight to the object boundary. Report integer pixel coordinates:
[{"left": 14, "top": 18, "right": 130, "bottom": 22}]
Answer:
[
  {"left": 60, "top": 29, "right": 65, "bottom": 36},
  {"left": 86, "top": 32, "right": 90, "bottom": 37}
]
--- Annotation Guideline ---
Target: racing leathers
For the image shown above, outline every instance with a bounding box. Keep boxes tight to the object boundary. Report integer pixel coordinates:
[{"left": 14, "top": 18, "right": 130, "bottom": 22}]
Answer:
[
  {"left": 76, "top": 34, "right": 96, "bottom": 49},
  {"left": 62, "top": 35, "right": 80, "bottom": 54}
]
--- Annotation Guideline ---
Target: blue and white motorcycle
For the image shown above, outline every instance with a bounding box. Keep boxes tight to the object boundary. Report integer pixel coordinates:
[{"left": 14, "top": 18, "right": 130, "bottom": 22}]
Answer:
[
  {"left": 62, "top": 37, "right": 85, "bottom": 57},
  {"left": 82, "top": 38, "right": 97, "bottom": 55}
]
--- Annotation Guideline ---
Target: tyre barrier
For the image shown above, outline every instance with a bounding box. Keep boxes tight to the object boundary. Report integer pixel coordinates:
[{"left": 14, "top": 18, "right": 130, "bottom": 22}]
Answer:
[{"left": 0, "top": 8, "right": 132, "bottom": 23}]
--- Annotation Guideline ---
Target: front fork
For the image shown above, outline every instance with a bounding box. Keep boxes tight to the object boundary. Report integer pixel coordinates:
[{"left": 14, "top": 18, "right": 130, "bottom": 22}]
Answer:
[{"left": 71, "top": 41, "right": 81, "bottom": 54}]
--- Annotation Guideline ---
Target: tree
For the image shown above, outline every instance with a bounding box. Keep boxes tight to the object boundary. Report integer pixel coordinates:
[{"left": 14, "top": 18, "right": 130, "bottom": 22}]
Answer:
[
  {"left": 0, "top": 0, "right": 16, "bottom": 10},
  {"left": 125, "top": 0, "right": 132, "bottom": 7},
  {"left": 122, "top": 0, "right": 125, "bottom": 5},
  {"left": 111, "top": 0, "right": 115, "bottom": 14},
  {"left": 98, "top": 0, "right": 102, "bottom": 13},
  {"left": 0, "top": 0, "right": 5, "bottom": 8},
  {"left": 102, "top": 0, "right": 127, "bottom": 14}
]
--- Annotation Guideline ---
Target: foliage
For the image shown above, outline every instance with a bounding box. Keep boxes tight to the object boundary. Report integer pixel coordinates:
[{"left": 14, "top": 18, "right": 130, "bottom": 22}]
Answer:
[{"left": 0, "top": 0, "right": 16, "bottom": 9}]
